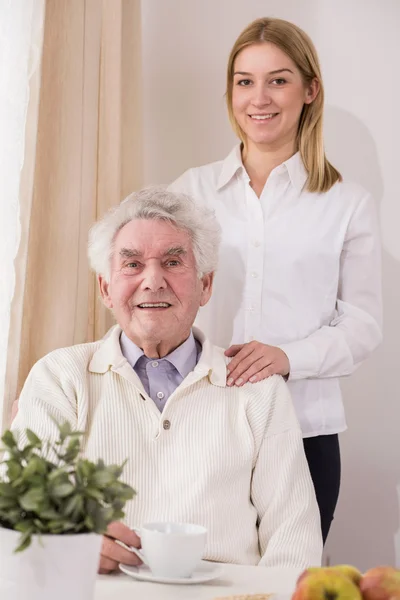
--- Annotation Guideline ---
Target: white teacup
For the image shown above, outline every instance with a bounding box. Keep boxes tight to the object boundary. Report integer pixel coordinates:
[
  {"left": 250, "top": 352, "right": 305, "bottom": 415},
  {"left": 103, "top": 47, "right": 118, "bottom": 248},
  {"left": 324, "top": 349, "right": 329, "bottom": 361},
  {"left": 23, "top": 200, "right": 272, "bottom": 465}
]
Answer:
[{"left": 130, "top": 522, "right": 207, "bottom": 579}]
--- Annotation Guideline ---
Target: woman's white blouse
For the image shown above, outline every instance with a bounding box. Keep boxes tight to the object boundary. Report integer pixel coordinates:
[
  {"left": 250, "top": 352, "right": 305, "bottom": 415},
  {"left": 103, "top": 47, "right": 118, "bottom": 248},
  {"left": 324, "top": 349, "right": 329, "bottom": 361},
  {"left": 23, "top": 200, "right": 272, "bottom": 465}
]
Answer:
[{"left": 169, "top": 146, "right": 382, "bottom": 437}]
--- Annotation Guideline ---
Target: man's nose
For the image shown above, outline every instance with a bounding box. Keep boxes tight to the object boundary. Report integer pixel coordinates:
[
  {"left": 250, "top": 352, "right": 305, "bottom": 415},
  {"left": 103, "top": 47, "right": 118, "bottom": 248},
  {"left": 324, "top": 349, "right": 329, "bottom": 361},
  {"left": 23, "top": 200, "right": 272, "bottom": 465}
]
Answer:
[{"left": 140, "top": 264, "right": 167, "bottom": 291}]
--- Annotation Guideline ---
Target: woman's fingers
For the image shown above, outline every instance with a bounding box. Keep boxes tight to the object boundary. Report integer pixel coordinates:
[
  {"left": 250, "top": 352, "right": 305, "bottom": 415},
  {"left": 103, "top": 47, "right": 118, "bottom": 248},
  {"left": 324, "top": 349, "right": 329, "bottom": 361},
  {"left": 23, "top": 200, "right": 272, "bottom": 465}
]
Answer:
[
  {"left": 224, "top": 344, "right": 244, "bottom": 357},
  {"left": 226, "top": 342, "right": 290, "bottom": 385},
  {"left": 231, "top": 357, "right": 274, "bottom": 386},
  {"left": 246, "top": 365, "right": 276, "bottom": 384},
  {"left": 226, "top": 343, "right": 269, "bottom": 385}
]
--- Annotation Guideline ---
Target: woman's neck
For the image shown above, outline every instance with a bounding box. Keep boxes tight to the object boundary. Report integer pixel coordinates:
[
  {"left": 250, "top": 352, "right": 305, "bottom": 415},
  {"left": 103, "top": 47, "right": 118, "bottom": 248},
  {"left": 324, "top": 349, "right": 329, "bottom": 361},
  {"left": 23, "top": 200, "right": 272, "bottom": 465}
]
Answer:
[{"left": 242, "top": 140, "right": 297, "bottom": 197}]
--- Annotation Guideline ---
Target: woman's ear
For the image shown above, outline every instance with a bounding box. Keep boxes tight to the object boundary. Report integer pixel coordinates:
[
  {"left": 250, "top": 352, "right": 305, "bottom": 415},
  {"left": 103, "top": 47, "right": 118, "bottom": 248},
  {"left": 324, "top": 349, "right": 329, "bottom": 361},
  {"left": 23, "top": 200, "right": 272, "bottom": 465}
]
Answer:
[{"left": 304, "top": 77, "right": 320, "bottom": 104}]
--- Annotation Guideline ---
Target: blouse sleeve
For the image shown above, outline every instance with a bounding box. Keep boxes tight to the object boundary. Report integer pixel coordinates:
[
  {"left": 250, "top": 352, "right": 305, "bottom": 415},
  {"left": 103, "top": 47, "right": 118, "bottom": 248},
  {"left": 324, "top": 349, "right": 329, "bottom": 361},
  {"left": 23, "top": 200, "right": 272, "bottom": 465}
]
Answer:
[{"left": 278, "top": 192, "right": 382, "bottom": 380}]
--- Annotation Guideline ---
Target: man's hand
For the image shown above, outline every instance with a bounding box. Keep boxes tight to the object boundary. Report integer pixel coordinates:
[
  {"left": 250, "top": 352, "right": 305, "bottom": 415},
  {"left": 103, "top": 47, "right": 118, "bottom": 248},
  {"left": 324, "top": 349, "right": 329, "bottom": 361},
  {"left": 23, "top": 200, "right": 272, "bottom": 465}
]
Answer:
[
  {"left": 99, "top": 521, "right": 142, "bottom": 574},
  {"left": 225, "top": 341, "right": 290, "bottom": 386}
]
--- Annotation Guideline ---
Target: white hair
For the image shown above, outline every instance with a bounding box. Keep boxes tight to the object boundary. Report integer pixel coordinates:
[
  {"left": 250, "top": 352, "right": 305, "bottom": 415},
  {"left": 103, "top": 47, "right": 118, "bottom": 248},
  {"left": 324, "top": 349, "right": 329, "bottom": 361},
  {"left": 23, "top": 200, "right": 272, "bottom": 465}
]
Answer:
[{"left": 88, "top": 186, "right": 221, "bottom": 281}]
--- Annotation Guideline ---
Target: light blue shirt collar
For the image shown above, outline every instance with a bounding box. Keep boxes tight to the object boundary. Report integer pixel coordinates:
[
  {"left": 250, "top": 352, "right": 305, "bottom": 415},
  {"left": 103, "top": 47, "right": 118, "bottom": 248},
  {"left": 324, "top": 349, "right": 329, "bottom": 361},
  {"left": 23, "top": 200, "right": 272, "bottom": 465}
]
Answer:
[{"left": 120, "top": 330, "right": 199, "bottom": 380}]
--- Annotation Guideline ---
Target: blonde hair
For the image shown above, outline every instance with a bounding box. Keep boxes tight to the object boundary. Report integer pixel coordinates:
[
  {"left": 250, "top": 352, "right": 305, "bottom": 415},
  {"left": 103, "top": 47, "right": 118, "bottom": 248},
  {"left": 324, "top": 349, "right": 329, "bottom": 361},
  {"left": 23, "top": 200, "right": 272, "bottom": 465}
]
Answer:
[{"left": 226, "top": 17, "right": 341, "bottom": 193}]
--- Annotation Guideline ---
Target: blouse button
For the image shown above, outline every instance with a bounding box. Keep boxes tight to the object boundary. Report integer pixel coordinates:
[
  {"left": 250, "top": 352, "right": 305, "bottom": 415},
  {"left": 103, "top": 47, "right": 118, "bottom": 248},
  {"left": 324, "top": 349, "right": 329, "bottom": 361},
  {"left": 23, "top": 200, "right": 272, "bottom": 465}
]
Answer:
[{"left": 157, "top": 392, "right": 165, "bottom": 399}]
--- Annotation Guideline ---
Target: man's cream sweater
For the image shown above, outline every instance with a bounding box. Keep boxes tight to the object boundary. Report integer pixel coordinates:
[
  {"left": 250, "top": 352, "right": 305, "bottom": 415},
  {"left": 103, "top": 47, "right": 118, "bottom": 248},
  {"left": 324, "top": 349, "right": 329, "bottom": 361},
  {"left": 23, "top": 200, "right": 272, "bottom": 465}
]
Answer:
[{"left": 12, "top": 326, "right": 322, "bottom": 569}]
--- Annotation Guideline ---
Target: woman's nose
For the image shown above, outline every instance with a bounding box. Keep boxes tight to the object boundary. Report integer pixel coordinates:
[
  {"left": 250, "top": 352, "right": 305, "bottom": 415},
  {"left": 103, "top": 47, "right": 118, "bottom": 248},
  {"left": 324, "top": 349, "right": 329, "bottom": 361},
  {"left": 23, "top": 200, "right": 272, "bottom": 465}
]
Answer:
[{"left": 251, "top": 84, "right": 272, "bottom": 107}]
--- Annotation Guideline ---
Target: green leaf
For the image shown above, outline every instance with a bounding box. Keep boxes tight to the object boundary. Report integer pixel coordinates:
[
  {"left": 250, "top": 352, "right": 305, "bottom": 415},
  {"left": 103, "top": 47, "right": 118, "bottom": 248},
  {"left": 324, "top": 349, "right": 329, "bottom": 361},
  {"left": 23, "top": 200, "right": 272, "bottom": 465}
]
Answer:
[
  {"left": 14, "top": 531, "right": 33, "bottom": 553},
  {"left": 84, "top": 514, "right": 94, "bottom": 530},
  {"left": 0, "top": 482, "right": 18, "bottom": 498},
  {"left": 20, "top": 445, "right": 36, "bottom": 460},
  {"left": 0, "top": 509, "right": 23, "bottom": 526},
  {"left": 84, "top": 487, "right": 104, "bottom": 502},
  {"left": 92, "top": 469, "right": 114, "bottom": 487},
  {"left": 5, "top": 460, "right": 22, "bottom": 480},
  {"left": 47, "top": 520, "right": 65, "bottom": 534},
  {"left": 10, "top": 476, "right": 24, "bottom": 488},
  {"left": 37, "top": 507, "right": 61, "bottom": 520},
  {"left": 48, "top": 467, "right": 70, "bottom": 482},
  {"left": 61, "top": 438, "right": 81, "bottom": 463},
  {"left": 57, "top": 421, "right": 72, "bottom": 444},
  {"left": 61, "top": 521, "right": 78, "bottom": 531},
  {"left": 100, "top": 506, "right": 114, "bottom": 524},
  {"left": 63, "top": 494, "right": 83, "bottom": 518},
  {"left": 50, "top": 482, "right": 74, "bottom": 498},
  {"left": 19, "top": 487, "right": 45, "bottom": 511},
  {"left": 76, "top": 459, "right": 94, "bottom": 480},
  {"left": 22, "top": 456, "right": 46, "bottom": 479},
  {"left": 0, "top": 497, "right": 16, "bottom": 509},
  {"left": 33, "top": 519, "right": 46, "bottom": 532},
  {"left": 1, "top": 430, "right": 17, "bottom": 449},
  {"left": 14, "top": 521, "right": 35, "bottom": 533},
  {"left": 25, "top": 429, "right": 42, "bottom": 448}
]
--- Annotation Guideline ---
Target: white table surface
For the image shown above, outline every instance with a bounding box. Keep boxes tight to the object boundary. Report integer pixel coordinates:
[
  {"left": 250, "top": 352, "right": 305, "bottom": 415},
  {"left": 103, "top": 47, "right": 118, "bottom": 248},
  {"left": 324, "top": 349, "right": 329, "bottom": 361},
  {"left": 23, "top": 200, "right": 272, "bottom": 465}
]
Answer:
[{"left": 95, "top": 563, "right": 300, "bottom": 599}]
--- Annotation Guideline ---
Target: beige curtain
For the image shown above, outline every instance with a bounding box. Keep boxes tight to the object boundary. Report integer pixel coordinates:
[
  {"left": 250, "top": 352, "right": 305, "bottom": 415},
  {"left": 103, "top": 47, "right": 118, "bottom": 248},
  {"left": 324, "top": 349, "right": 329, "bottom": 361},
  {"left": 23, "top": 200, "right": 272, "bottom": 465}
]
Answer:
[{"left": 3, "top": 0, "right": 143, "bottom": 428}]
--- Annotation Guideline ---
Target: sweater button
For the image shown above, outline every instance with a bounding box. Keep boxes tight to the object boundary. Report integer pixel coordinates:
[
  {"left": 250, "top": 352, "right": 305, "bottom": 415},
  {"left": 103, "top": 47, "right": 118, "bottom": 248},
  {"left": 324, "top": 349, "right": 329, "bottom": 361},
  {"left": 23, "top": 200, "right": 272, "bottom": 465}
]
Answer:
[{"left": 163, "top": 420, "right": 171, "bottom": 430}]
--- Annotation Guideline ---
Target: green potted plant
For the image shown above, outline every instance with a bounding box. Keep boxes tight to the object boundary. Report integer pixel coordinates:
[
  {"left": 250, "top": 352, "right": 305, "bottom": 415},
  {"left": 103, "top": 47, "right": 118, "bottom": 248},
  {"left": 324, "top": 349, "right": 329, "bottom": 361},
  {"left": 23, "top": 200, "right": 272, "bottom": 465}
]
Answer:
[{"left": 0, "top": 421, "right": 135, "bottom": 600}]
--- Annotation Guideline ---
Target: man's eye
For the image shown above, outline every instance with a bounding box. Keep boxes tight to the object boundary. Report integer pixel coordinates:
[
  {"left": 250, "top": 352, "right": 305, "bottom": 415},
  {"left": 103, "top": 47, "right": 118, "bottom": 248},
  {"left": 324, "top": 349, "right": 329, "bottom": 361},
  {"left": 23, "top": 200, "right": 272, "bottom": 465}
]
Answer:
[
  {"left": 126, "top": 262, "right": 138, "bottom": 268},
  {"left": 237, "top": 79, "right": 252, "bottom": 86},
  {"left": 166, "top": 260, "right": 180, "bottom": 267}
]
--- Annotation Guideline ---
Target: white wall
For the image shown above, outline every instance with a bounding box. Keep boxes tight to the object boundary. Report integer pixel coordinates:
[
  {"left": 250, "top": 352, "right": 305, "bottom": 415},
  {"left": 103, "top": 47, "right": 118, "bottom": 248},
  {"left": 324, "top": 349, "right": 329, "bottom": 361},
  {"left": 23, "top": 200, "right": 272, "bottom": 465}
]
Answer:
[{"left": 141, "top": 0, "right": 400, "bottom": 570}]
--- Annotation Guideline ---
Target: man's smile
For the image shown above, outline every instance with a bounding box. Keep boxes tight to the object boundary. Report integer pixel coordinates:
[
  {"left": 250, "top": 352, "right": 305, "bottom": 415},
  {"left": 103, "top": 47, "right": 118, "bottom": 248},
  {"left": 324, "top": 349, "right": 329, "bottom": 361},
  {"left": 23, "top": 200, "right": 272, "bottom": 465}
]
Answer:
[{"left": 136, "top": 302, "right": 172, "bottom": 309}]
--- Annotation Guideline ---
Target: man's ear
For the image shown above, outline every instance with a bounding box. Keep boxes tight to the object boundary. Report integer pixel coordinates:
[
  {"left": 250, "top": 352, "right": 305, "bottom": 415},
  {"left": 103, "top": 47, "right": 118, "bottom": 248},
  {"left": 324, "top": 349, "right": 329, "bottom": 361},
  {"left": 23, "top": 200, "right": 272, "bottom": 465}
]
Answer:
[
  {"left": 199, "top": 272, "right": 214, "bottom": 307},
  {"left": 98, "top": 275, "right": 113, "bottom": 309}
]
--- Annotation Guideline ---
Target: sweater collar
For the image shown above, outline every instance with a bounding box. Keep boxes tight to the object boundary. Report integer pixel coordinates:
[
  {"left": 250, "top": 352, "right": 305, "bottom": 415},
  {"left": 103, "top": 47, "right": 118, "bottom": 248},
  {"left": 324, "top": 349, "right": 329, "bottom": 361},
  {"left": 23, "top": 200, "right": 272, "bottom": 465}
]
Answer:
[
  {"left": 120, "top": 329, "right": 200, "bottom": 380},
  {"left": 89, "top": 325, "right": 227, "bottom": 387}
]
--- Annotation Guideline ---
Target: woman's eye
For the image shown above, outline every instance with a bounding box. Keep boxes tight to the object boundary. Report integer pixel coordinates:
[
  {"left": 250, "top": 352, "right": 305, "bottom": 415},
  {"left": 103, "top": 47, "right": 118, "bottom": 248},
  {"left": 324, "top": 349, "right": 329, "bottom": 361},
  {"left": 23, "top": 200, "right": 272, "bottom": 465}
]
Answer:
[
  {"left": 271, "top": 78, "right": 287, "bottom": 85},
  {"left": 237, "top": 79, "right": 252, "bottom": 86}
]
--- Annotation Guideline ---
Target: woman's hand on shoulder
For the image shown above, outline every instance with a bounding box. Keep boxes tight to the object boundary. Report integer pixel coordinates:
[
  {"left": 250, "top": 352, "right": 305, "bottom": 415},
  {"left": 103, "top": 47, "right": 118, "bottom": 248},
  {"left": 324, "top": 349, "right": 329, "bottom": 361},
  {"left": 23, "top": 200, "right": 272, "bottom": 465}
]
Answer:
[{"left": 224, "top": 341, "right": 290, "bottom": 386}]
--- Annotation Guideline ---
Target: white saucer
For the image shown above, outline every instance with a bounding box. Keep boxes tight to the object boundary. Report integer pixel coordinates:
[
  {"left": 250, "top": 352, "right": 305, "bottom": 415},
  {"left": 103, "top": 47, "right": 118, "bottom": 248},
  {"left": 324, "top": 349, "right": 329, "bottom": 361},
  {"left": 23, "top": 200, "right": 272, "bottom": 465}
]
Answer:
[{"left": 119, "top": 560, "right": 224, "bottom": 585}]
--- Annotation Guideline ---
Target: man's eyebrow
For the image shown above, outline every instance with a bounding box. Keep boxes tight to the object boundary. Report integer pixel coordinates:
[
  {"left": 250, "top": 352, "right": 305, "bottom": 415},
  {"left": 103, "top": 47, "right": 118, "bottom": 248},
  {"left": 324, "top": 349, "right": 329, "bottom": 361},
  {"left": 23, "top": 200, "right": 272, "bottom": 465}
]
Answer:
[
  {"left": 165, "top": 246, "right": 187, "bottom": 256},
  {"left": 119, "top": 248, "right": 141, "bottom": 259},
  {"left": 233, "top": 68, "right": 294, "bottom": 76},
  {"left": 118, "top": 247, "right": 187, "bottom": 259}
]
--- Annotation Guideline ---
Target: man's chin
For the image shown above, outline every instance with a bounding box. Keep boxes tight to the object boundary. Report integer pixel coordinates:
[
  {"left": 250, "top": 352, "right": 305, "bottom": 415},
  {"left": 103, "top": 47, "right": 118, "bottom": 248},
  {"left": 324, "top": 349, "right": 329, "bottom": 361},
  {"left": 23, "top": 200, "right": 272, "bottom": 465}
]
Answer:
[{"left": 126, "top": 322, "right": 165, "bottom": 342}]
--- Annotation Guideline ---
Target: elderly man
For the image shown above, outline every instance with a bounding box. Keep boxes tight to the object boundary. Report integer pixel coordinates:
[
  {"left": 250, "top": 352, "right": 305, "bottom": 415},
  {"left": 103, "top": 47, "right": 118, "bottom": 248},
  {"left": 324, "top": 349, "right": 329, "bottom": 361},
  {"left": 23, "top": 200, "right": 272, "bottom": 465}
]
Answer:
[{"left": 12, "top": 187, "right": 322, "bottom": 573}]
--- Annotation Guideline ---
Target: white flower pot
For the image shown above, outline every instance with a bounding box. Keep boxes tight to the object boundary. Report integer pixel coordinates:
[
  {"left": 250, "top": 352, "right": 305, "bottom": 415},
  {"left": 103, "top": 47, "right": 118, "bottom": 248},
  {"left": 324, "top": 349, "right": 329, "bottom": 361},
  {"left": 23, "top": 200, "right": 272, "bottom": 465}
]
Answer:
[{"left": 0, "top": 527, "right": 102, "bottom": 600}]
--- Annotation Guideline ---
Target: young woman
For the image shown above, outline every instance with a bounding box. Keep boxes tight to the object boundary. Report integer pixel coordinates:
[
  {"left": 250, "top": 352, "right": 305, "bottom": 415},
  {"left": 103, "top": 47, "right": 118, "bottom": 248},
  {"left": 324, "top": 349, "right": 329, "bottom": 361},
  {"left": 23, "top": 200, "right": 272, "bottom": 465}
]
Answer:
[{"left": 169, "top": 17, "right": 382, "bottom": 542}]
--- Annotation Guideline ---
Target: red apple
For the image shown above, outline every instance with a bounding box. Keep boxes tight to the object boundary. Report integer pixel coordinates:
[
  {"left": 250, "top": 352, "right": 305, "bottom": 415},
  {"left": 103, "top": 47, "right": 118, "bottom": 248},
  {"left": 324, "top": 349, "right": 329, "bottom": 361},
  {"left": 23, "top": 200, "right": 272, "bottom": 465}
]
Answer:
[{"left": 360, "top": 566, "right": 400, "bottom": 600}]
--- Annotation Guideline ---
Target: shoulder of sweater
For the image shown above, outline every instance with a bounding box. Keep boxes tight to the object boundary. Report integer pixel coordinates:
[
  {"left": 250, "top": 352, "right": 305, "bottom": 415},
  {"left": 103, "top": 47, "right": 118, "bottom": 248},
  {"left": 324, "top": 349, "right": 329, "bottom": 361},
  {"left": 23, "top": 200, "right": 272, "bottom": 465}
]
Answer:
[
  {"left": 240, "top": 374, "right": 300, "bottom": 436},
  {"left": 241, "top": 373, "right": 288, "bottom": 403},
  {"left": 31, "top": 339, "right": 103, "bottom": 379}
]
